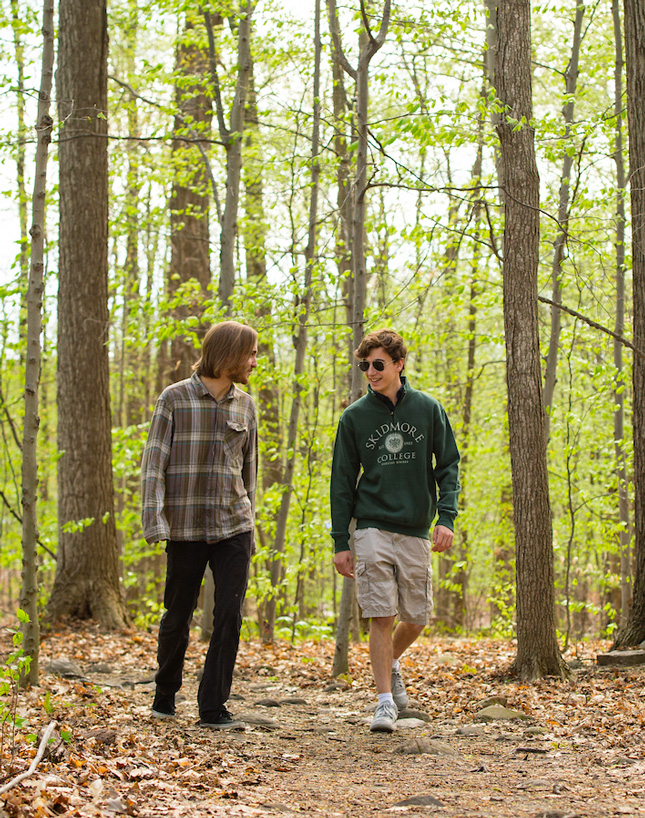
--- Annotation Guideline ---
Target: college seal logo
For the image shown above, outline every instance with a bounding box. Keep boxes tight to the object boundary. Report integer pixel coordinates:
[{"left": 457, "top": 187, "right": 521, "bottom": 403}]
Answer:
[{"left": 384, "top": 432, "right": 404, "bottom": 453}]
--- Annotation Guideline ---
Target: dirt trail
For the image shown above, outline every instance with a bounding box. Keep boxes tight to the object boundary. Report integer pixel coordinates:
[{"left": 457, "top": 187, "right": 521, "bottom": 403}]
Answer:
[{"left": 3, "top": 624, "right": 644, "bottom": 818}]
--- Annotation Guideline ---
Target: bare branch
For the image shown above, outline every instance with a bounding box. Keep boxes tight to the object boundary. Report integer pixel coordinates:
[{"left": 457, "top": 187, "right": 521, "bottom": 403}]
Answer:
[
  {"left": 538, "top": 295, "right": 644, "bottom": 358},
  {"left": 0, "top": 384, "right": 22, "bottom": 451},
  {"left": 326, "top": 0, "right": 357, "bottom": 80},
  {"left": 0, "top": 490, "right": 56, "bottom": 558},
  {"left": 202, "top": 10, "right": 230, "bottom": 141}
]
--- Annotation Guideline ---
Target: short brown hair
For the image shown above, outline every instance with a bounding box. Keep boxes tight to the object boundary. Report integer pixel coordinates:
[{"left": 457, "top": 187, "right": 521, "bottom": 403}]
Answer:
[
  {"left": 355, "top": 328, "right": 407, "bottom": 362},
  {"left": 193, "top": 321, "right": 258, "bottom": 378}
]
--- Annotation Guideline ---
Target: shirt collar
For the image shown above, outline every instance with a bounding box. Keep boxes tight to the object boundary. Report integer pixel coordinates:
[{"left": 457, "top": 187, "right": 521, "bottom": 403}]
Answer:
[
  {"left": 191, "top": 371, "right": 237, "bottom": 402},
  {"left": 369, "top": 376, "right": 406, "bottom": 412}
]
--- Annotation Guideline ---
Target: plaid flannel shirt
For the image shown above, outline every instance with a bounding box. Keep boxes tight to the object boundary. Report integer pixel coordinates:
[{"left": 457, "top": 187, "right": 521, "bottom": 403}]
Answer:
[{"left": 141, "top": 372, "right": 258, "bottom": 545}]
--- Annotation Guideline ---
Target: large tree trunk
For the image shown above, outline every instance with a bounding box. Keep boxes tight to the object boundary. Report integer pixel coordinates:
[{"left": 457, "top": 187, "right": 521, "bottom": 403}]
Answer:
[
  {"left": 614, "top": 0, "right": 645, "bottom": 647},
  {"left": 165, "top": 16, "right": 212, "bottom": 384},
  {"left": 48, "top": 0, "right": 127, "bottom": 628},
  {"left": 495, "top": 0, "right": 567, "bottom": 679}
]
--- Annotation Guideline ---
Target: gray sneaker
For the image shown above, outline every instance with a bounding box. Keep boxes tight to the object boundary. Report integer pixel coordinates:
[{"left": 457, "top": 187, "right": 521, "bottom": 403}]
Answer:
[
  {"left": 370, "top": 700, "right": 398, "bottom": 733},
  {"left": 391, "top": 667, "right": 409, "bottom": 710}
]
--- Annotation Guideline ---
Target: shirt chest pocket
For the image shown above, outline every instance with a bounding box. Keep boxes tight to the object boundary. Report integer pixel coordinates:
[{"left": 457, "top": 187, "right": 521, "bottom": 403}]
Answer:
[{"left": 223, "top": 420, "right": 248, "bottom": 460}]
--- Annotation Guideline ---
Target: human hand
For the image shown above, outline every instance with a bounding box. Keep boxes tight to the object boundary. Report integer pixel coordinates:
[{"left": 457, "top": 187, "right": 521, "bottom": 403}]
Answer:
[
  {"left": 431, "top": 525, "right": 454, "bottom": 553},
  {"left": 333, "top": 550, "right": 354, "bottom": 578}
]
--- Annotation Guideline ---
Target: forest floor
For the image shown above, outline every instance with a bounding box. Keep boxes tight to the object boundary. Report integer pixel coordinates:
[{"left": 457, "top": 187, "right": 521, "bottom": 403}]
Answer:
[{"left": 0, "top": 621, "right": 644, "bottom": 818}]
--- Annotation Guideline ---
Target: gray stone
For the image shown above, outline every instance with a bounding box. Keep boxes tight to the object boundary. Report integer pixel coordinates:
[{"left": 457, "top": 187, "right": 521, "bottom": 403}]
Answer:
[
  {"left": 45, "top": 658, "right": 84, "bottom": 678},
  {"left": 394, "top": 794, "right": 444, "bottom": 807},
  {"left": 395, "top": 738, "right": 454, "bottom": 756},
  {"left": 323, "top": 680, "right": 350, "bottom": 692},
  {"left": 456, "top": 725, "right": 485, "bottom": 736},
  {"left": 255, "top": 698, "right": 281, "bottom": 707},
  {"left": 396, "top": 718, "right": 428, "bottom": 729},
  {"left": 87, "top": 662, "right": 113, "bottom": 674},
  {"left": 596, "top": 650, "right": 645, "bottom": 667},
  {"left": 240, "top": 712, "right": 280, "bottom": 729},
  {"left": 475, "top": 695, "right": 508, "bottom": 710},
  {"left": 398, "top": 707, "right": 430, "bottom": 721},
  {"left": 280, "top": 697, "right": 308, "bottom": 705},
  {"left": 516, "top": 779, "right": 552, "bottom": 791},
  {"left": 474, "top": 704, "right": 530, "bottom": 722}
]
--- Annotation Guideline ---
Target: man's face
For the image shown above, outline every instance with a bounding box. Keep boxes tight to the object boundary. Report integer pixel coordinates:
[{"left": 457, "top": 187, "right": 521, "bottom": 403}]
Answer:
[
  {"left": 361, "top": 346, "right": 403, "bottom": 395},
  {"left": 227, "top": 347, "right": 258, "bottom": 384}
]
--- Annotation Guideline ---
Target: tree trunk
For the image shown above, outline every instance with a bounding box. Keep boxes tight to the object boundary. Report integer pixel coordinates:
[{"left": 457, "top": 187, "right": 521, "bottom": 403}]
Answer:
[
  {"left": 48, "top": 0, "right": 127, "bottom": 628},
  {"left": 10, "top": 0, "right": 29, "bottom": 357},
  {"left": 495, "top": 0, "right": 567, "bottom": 679},
  {"left": 454, "top": 140, "right": 485, "bottom": 632},
  {"left": 208, "top": 2, "right": 253, "bottom": 309},
  {"left": 611, "top": 0, "right": 632, "bottom": 624},
  {"left": 166, "top": 16, "right": 212, "bottom": 384},
  {"left": 614, "top": 0, "right": 645, "bottom": 647},
  {"left": 260, "top": 0, "right": 322, "bottom": 644},
  {"left": 19, "top": 0, "right": 55, "bottom": 686},
  {"left": 543, "top": 2, "right": 585, "bottom": 437}
]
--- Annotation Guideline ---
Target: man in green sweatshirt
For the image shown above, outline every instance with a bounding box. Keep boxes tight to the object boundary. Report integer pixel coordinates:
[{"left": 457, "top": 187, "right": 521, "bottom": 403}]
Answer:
[{"left": 331, "top": 328, "right": 460, "bottom": 733}]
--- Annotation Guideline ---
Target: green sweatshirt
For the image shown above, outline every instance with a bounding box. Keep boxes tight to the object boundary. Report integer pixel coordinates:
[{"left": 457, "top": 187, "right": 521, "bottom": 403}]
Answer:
[{"left": 330, "top": 379, "right": 460, "bottom": 553}]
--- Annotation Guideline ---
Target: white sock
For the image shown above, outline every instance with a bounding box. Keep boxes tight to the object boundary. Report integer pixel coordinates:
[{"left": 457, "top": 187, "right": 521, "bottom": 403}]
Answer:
[
  {"left": 392, "top": 659, "right": 400, "bottom": 671},
  {"left": 378, "top": 692, "right": 394, "bottom": 706}
]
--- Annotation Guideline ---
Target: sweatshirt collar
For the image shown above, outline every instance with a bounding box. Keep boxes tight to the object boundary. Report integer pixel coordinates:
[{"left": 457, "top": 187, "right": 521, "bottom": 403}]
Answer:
[{"left": 369, "top": 375, "right": 407, "bottom": 412}]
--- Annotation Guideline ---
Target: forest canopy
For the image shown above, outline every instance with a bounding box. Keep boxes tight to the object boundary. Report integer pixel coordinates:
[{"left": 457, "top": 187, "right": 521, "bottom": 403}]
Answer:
[{"left": 0, "top": 0, "right": 642, "bottom": 663}]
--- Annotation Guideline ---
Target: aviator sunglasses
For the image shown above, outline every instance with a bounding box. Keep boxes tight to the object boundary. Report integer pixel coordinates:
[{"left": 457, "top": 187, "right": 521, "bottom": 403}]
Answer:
[{"left": 357, "top": 359, "right": 396, "bottom": 372}]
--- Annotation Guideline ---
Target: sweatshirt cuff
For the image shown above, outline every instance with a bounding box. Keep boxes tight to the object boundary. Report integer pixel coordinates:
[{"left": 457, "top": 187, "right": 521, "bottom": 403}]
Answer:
[{"left": 436, "top": 513, "right": 455, "bottom": 532}]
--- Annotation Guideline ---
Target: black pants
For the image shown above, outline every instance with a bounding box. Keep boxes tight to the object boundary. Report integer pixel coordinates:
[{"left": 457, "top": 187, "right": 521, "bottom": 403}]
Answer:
[{"left": 155, "top": 531, "right": 252, "bottom": 719}]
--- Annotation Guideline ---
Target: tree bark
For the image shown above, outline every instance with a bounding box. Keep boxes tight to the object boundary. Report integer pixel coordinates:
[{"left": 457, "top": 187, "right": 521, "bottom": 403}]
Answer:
[
  {"left": 543, "top": 2, "right": 585, "bottom": 437},
  {"left": 611, "top": 0, "right": 632, "bottom": 625},
  {"left": 10, "top": 0, "right": 29, "bottom": 356},
  {"left": 48, "top": 0, "right": 127, "bottom": 628},
  {"left": 20, "top": 0, "right": 55, "bottom": 686},
  {"left": 260, "top": 0, "right": 322, "bottom": 644},
  {"left": 165, "top": 16, "right": 212, "bottom": 384},
  {"left": 495, "top": 0, "right": 567, "bottom": 679},
  {"left": 207, "top": 2, "right": 253, "bottom": 309},
  {"left": 614, "top": 0, "right": 645, "bottom": 647}
]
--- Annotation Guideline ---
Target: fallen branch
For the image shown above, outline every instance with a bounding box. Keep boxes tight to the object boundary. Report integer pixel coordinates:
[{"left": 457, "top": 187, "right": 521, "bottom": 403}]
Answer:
[{"left": 0, "top": 721, "right": 57, "bottom": 796}]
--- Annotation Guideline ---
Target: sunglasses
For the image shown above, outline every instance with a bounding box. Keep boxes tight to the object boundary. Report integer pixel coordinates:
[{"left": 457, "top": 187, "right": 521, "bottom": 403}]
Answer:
[{"left": 357, "top": 359, "right": 395, "bottom": 372}]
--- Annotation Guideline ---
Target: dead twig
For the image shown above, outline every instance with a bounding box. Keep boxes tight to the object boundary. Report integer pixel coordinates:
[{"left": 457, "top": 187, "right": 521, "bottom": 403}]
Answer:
[{"left": 0, "top": 721, "right": 57, "bottom": 796}]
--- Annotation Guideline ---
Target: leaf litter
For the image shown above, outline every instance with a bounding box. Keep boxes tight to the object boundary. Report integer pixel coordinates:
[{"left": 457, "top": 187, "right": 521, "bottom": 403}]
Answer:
[{"left": 1, "top": 621, "right": 644, "bottom": 817}]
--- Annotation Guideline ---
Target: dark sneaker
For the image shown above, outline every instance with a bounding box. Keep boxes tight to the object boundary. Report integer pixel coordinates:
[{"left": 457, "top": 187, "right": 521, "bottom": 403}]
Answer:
[
  {"left": 152, "top": 691, "right": 176, "bottom": 719},
  {"left": 370, "top": 700, "right": 398, "bottom": 733},
  {"left": 199, "top": 709, "right": 246, "bottom": 730},
  {"left": 391, "top": 666, "right": 409, "bottom": 710}
]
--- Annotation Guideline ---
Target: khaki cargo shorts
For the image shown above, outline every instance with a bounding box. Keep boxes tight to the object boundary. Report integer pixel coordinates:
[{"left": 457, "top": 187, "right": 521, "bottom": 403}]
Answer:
[{"left": 352, "top": 527, "right": 433, "bottom": 625}]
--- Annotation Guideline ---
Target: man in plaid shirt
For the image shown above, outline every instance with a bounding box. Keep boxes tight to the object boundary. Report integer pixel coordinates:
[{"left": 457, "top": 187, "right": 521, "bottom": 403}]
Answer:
[{"left": 141, "top": 321, "right": 258, "bottom": 730}]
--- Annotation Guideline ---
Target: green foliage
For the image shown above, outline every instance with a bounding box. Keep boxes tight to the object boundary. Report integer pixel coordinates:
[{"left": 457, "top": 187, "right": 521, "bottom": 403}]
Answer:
[
  {"left": 0, "top": 611, "right": 32, "bottom": 773},
  {"left": 0, "top": 0, "right": 637, "bottom": 644}
]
